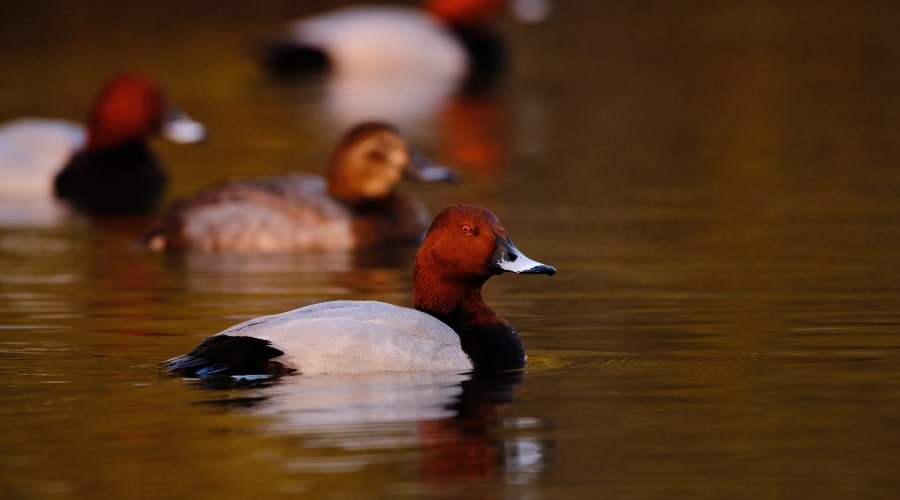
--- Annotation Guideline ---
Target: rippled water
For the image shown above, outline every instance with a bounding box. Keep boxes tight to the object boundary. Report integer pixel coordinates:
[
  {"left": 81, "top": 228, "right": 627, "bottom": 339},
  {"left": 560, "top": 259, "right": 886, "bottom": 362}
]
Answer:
[{"left": 3, "top": 1, "right": 900, "bottom": 498}]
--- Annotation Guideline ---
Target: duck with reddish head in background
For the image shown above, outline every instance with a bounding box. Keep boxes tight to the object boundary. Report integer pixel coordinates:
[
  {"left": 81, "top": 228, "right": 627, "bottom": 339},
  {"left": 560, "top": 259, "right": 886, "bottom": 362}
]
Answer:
[
  {"left": 52, "top": 72, "right": 206, "bottom": 215},
  {"left": 0, "top": 72, "right": 205, "bottom": 218},
  {"left": 260, "top": 0, "right": 551, "bottom": 91},
  {"left": 160, "top": 203, "right": 556, "bottom": 379},
  {"left": 144, "top": 121, "right": 457, "bottom": 253}
]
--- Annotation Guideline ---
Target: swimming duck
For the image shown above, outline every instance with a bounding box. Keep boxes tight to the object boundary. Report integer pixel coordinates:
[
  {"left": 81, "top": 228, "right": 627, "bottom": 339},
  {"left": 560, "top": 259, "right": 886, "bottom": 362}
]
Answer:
[
  {"left": 0, "top": 72, "right": 205, "bottom": 215},
  {"left": 161, "top": 203, "right": 556, "bottom": 377},
  {"left": 261, "top": 0, "right": 550, "bottom": 90},
  {"left": 143, "top": 121, "right": 457, "bottom": 252}
]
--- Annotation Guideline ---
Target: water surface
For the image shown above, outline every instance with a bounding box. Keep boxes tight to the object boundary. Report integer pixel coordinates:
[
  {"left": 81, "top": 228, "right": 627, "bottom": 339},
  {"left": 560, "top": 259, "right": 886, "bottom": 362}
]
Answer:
[{"left": 2, "top": 1, "right": 900, "bottom": 498}]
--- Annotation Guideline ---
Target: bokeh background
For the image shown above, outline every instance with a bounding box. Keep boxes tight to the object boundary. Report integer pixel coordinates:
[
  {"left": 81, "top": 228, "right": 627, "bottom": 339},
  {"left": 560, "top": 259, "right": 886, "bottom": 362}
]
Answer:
[{"left": 2, "top": 1, "right": 900, "bottom": 498}]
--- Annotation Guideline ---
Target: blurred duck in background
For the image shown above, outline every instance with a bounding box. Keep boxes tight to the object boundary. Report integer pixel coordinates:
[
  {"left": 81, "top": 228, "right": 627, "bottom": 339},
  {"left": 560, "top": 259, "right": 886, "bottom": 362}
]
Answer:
[
  {"left": 144, "top": 121, "right": 457, "bottom": 253},
  {"left": 258, "top": 1, "right": 551, "bottom": 177},
  {"left": 0, "top": 72, "right": 205, "bottom": 219},
  {"left": 261, "top": 0, "right": 551, "bottom": 90}
]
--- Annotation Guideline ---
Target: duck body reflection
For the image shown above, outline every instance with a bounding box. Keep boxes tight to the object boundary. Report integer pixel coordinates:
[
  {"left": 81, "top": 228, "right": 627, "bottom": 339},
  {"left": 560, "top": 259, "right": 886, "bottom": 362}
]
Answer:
[{"left": 194, "top": 370, "right": 552, "bottom": 483}]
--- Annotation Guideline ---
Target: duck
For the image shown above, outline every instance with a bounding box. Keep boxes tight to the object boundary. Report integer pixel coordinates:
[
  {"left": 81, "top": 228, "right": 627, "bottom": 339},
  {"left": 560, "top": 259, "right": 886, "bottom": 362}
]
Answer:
[
  {"left": 0, "top": 72, "right": 206, "bottom": 215},
  {"left": 161, "top": 203, "right": 556, "bottom": 378},
  {"left": 143, "top": 121, "right": 458, "bottom": 253},
  {"left": 260, "top": 0, "right": 551, "bottom": 90}
]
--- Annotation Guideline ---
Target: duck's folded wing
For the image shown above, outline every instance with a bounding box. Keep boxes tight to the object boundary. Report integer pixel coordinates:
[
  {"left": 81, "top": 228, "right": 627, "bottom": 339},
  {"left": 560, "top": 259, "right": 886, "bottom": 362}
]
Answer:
[
  {"left": 219, "top": 300, "right": 473, "bottom": 374},
  {"left": 145, "top": 174, "right": 353, "bottom": 251}
]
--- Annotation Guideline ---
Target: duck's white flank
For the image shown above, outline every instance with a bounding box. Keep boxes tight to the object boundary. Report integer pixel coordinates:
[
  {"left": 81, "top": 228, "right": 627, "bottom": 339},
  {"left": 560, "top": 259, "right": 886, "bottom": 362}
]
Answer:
[
  {"left": 289, "top": 6, "right": 466, "bottom": 80},
  {"left": 0, "top": 119, "right": 85, "bottom": 197},
  {"left": 217, "top": 300, "right": 474, "bottom": 374}
]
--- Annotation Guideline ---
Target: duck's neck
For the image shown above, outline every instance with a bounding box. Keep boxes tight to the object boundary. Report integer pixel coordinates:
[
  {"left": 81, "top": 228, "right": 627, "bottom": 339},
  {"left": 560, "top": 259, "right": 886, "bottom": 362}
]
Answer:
[
  {"left": 413, "top": 268, "right": 493, "bottom": 323},
  {"left": 413, "top": 265, "right": 525, "bottom": 370},
  {"left": 326, "top": 165, "right": 394, "bottom": 207}
]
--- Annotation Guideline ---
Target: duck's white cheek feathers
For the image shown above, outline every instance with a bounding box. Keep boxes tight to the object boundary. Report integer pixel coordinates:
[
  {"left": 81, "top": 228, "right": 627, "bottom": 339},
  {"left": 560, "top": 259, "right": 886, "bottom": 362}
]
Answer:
[{"left": 221, "top": 301, "right": 474, "bottom": 374}]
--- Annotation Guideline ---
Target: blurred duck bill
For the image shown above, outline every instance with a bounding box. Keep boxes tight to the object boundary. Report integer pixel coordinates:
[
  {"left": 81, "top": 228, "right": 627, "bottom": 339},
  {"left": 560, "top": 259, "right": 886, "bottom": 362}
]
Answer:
[{"left": 162, "top": 108, "right": 207, "bottom": 144}]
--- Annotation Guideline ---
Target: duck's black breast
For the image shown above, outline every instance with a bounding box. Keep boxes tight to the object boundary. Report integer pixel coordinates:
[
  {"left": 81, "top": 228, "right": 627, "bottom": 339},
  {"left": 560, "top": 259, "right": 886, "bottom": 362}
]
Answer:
[
  {"left": 460, "top": 326, "right": 526, "bottom": 371},
  {"left": 53, "top": 140, "right": 167, "bottom": 216}
]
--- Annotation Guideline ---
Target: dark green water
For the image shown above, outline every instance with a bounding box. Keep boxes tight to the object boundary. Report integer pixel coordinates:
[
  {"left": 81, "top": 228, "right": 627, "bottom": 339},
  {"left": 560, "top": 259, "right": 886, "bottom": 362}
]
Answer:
[{"left": 2, "top": 1, "right": 900, "bottom": 498}]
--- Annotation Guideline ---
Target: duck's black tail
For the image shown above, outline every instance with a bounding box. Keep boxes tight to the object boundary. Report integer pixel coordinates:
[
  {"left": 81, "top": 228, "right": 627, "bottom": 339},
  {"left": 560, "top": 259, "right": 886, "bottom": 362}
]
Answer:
[
  {"left": 160, "top": 335, "right": 294, "bottom": 379},
  {"left": 260, "top": 41, "right": 331, "bottom": 76}
]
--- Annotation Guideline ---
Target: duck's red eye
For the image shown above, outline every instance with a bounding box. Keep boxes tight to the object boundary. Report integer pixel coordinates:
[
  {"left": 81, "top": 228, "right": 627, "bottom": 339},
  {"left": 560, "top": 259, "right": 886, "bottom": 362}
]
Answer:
[{"left": 461, "top": 224, "right": 473, "bottom": 234}]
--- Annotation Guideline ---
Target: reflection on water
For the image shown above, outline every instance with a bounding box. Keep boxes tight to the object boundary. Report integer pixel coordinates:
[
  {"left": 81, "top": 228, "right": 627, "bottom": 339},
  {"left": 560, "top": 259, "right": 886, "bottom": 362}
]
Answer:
[
  {"left": 186, "top": 370, "right": 551, "bottom": 492},
  {"left": 317, "top": 73, "right": 517, "bottom": 178},
  {"left": 320, "top": 73, "right": 458, "bottom": 132},
  {"left": 0, "top": 198, "right": 72, "bottom": 228}
]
